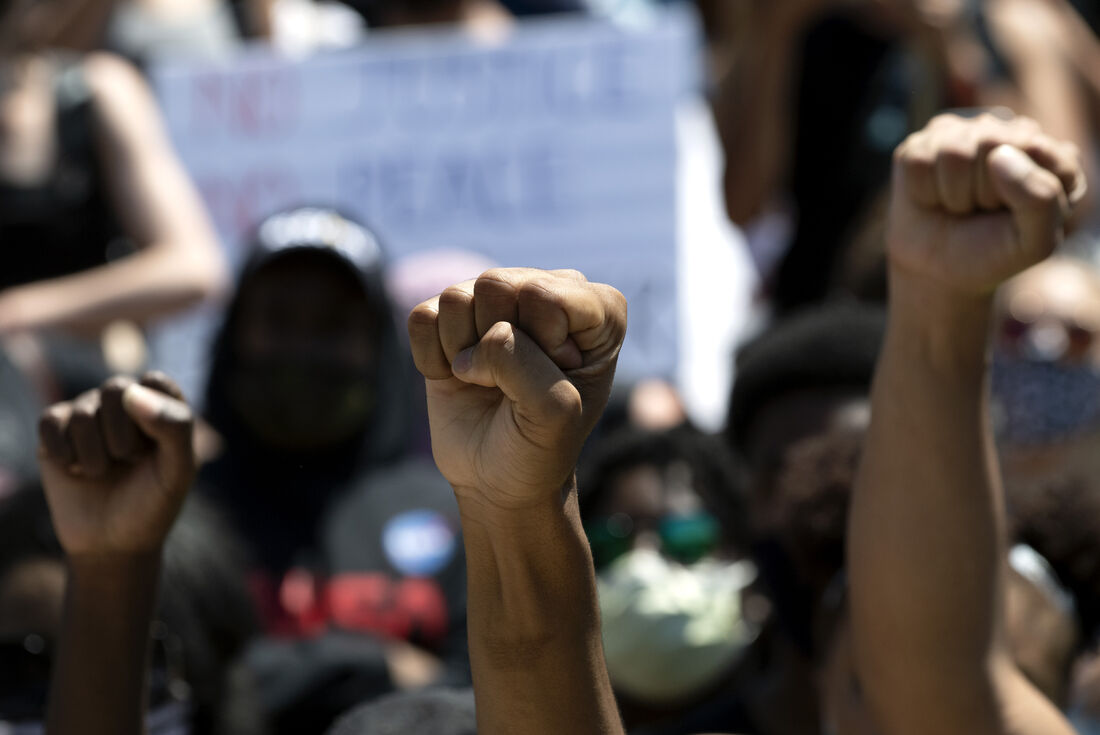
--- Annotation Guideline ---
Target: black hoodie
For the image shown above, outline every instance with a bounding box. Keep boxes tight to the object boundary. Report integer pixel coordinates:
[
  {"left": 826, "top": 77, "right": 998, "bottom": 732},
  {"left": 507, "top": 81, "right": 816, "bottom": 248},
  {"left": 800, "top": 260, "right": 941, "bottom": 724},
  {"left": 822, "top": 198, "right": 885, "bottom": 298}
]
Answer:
[{"left": 197, "top": 208, "right": 470, "bottom": 734}]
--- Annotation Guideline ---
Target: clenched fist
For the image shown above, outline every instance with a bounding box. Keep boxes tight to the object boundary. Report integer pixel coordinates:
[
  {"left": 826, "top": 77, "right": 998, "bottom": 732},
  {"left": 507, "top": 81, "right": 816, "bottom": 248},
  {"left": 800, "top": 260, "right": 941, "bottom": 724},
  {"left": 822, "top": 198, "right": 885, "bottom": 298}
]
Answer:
[
  {"left": 888, "top": 112, "right": 1087, "bottom": 294},
  {"left": 38, "top": 373, "right": 195, "bottom": 556},
  {"left": 408, "top": 268, "right": 627, "bottom": 511}
]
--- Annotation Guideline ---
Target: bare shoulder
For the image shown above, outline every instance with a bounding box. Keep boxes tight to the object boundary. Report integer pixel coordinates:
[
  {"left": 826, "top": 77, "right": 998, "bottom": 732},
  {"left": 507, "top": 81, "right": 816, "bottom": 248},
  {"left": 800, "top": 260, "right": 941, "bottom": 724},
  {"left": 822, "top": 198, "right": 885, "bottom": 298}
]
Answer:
[{"left": 81, "top": 51, "right": 153, "bottom": 112}]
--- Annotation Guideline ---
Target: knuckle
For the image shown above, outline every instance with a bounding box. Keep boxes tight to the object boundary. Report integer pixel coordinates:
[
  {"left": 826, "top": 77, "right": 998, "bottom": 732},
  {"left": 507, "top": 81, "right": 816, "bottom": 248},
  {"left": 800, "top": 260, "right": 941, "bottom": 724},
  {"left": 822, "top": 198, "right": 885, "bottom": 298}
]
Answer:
[
  {"left": 164, "top": 403, "right": 195, "bottom": 431},
  {"left": 102, "top": 375, "right": 133, "bottom": 394},
  {"left": 483, "top": 321, "right": 516, "bottom": 351},
  {"left": 438, "top": 285, "right": 473, "bottom": 310},
  {"left": 544, "top": 382, "right": 583, "bottom": 424},
  {"left": 407, "top": 303, "right": 439, "bottom": 333},
  {"left": 929, "top": 112, "right": 961, "bottom": 128},
  {"left": 69, "top": 403, "right": 96, "bottom": 424},
  {"left": 41, "top": 404, "right": 67, "bottom": 424},
  {"left": 936, "top": 142, "right": 973, "bottom": 168},
  {"left": 1014, "top": 115, "right": 1041, "bottom": 133},
  {"left": 555, "top": 268, "right": 585, "bottom": 282},
  {"left": 1028, "top": 172, "right": 1064, "bottom": 206},
  {"left": 477, "top": 268, "right": 515, "bottom": 288},
  {"left": 903, "top": 150, "right": 936, "bottom": 180},
  {"left": 518, "top": 279, "right": 564, "bottom": 308},
  {"left": 142, "top": 369, "right": 171, "bottom": 385}
]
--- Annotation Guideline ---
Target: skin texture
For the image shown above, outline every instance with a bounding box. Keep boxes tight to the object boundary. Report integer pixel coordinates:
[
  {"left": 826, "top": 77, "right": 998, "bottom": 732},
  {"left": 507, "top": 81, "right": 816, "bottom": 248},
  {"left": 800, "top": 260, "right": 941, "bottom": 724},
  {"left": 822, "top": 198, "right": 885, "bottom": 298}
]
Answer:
[
  {"left": 848, "top": 112, "right": 1082, "bottom": 735},
  {"left": 37, "top": 373, "right": 195, "bottom": 735},
  {"left": 408, "top": 267, "right": 627, "bottom": 735}
]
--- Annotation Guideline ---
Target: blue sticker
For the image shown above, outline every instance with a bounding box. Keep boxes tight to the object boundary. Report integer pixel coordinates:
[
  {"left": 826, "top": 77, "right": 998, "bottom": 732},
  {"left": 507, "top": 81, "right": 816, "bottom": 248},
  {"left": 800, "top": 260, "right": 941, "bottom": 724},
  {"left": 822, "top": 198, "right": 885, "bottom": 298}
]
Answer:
[{"left": 382, "top": 510, "right": 457, "bottom": 577}]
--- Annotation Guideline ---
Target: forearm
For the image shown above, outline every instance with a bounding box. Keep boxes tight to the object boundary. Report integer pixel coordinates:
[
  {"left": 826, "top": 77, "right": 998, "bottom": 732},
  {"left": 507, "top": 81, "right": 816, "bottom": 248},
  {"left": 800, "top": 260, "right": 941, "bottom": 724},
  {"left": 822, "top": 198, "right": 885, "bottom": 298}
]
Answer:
[
  {"left": 848, "top": 276, "right": 1005, "bottom": 733},
  {"left": 716, "top": 14, "right": 804, "bottom": 224},
  {"left": 1, "top": 244, "right": 225, "bottom": 335},
  {"left": 457, "top": 481, "right": 622, "bottom": 735},
  {"left": 47, "top": 552, "right": 161, "bottom": 735}
]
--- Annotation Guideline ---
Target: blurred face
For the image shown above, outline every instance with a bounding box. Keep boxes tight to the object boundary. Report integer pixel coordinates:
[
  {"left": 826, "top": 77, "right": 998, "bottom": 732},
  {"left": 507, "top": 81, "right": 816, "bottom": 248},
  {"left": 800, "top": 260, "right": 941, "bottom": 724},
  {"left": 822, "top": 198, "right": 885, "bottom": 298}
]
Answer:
[
  {"left": 227, "top": 253, "right": 378, "bottom": 452},
  {"left": 589, "top": 459, "right": 757, "bottom": 707},
  {"left": 993, "top": 259, "right": 1100, "bottom": 499},
  {"left": 586, "top": 462, "right": 725, "bottom": 569},
  {"left": 745, "top": 389, "right": 870, "bottom": 491}
]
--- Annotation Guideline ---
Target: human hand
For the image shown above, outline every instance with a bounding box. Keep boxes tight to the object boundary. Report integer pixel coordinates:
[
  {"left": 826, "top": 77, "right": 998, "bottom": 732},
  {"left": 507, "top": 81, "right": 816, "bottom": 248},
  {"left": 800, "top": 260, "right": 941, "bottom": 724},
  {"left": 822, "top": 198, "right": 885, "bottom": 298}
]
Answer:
[
  {"left": 38, "top": 373, "right": 195, "bottom": 557},
  {"left": 887, "top": 112, "right": 1086, "bottom": 298},
  {"left": 408, "top": 268, "right": 626, "bottom": 513}
]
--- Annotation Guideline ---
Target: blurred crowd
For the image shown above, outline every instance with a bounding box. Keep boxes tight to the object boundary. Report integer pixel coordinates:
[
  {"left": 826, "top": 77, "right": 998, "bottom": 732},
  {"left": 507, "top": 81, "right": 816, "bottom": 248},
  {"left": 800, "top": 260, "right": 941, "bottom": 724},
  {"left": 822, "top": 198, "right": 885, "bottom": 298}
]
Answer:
[{"left": 4, "top": 0, "right": 1100, "bottom": 734}]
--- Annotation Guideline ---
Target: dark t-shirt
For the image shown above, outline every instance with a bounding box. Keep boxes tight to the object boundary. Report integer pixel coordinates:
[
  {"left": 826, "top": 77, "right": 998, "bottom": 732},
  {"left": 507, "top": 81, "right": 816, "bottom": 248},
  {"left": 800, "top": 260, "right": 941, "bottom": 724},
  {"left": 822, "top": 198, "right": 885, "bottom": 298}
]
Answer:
[{"left": 206, "top": 458, "right": 470, "bottom": 735}]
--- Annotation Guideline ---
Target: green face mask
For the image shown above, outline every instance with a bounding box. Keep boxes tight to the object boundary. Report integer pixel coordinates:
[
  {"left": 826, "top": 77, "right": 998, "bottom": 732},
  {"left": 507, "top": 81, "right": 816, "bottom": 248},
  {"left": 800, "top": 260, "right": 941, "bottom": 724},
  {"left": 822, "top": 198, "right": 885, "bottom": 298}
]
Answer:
[{"left": 228, "top": 359, "right": 375, "bottom": 452}]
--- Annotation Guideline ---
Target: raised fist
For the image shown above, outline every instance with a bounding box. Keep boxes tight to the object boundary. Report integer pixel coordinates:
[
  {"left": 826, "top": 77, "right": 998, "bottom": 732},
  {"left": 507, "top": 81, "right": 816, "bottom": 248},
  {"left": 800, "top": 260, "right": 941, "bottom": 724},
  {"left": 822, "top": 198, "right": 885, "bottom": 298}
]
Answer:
[
  {"left": 38, "top": 373, "right": 195, "bottom": 556},
  {"left": 408, "top": 268, "right": 627, "bottom": 511},
  {"left": 888, "top": 112, "right": 1086, "bottom": 294}
]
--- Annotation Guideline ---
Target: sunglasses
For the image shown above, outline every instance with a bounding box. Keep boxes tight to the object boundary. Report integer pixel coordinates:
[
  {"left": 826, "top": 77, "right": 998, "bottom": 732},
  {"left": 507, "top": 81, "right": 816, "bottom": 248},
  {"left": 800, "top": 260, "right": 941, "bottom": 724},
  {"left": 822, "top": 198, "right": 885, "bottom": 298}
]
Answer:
[{"left": 585, "top": 511, "right": 721, "bottom": 568}]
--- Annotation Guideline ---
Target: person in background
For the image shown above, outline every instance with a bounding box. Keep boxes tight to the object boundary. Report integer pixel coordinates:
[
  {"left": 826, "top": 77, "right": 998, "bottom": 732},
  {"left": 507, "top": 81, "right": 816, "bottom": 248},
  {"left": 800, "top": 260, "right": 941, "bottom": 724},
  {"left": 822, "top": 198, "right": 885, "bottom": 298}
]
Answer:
[
  {"left": 199, "top": 207, "right": 467, "bottom": 734},
  {"left": 577, "top": 425, "right": 754, "bottom": 734},
  {"left": 0, "top": 0, "right": 226, "bottom": 337},
  {"left": 669, "top": 305, "right": 881, "bottom": 735},
  {"left": 714, "top": 0, "right": 1095, "bottom": 314},
  {"left": 1010, "top": 474, "right": 1100, "bottom": 722},
  {"left": 991, "top": 256, "right": 1100, "bottom": 504}
]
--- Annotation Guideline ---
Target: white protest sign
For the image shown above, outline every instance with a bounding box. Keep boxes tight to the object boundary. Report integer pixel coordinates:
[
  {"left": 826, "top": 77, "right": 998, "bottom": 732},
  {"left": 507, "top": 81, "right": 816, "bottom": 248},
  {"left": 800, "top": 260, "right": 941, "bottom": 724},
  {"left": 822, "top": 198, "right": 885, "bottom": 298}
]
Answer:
[{"left": 149, "top": 9, "right": 701, "bottom": 401}]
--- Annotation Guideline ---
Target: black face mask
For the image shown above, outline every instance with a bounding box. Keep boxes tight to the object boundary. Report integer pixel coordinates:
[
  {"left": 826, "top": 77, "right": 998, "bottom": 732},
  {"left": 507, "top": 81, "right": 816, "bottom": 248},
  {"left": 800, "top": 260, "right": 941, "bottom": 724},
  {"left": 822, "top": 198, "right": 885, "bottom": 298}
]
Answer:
[{"left": 228, "top": 357, "right": 376, "bottom": 453}]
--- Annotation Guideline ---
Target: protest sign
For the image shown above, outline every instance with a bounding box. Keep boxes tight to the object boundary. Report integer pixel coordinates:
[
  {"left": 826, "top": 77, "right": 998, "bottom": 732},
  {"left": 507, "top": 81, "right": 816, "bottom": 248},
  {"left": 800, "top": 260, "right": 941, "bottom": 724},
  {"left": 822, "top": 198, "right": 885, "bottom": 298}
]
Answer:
[{"left": 149, "top": 9, "right": 700, "bottom": 400}]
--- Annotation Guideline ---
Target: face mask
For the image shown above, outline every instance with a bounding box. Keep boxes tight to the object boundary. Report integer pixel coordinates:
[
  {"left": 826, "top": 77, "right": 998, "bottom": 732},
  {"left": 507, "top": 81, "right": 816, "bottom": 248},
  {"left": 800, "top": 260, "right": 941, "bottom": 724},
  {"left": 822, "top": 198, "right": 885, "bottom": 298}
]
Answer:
[
  {"left": 228, "top": 358, "right": 375, "bottom": 452},
  {"left": 991, "top": 355, "right": 1100, "bottom": 447},
  {"left": 597, "top": 547, "right": 756, "bottom": 705}
]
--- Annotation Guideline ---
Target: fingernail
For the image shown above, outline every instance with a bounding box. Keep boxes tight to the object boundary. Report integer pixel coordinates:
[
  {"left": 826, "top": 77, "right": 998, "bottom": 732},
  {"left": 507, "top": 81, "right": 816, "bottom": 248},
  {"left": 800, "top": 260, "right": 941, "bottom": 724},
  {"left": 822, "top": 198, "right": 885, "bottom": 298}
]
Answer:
[
  {"left": 122, "top": 383, "right": 161, "bottom": 419},
  {"left": 452, "top": 347, "right": 474, "bottom": 374},
  {"left": 990, "top": 144, "right": 1032, "bottom": 178}
]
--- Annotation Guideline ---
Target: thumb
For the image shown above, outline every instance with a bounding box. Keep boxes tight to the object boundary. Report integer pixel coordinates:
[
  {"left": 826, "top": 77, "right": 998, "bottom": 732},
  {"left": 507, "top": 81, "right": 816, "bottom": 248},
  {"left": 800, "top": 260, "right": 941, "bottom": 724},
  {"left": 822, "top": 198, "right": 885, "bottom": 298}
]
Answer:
[
  {"left": 453, "top": 321, "right": 583, "bottom": 431},
  {"left": 122, "top": 383, "right": 195, "bottom": 490},
  {"left": 988, "top": 144, "right": 1068, "bottom": 262}
]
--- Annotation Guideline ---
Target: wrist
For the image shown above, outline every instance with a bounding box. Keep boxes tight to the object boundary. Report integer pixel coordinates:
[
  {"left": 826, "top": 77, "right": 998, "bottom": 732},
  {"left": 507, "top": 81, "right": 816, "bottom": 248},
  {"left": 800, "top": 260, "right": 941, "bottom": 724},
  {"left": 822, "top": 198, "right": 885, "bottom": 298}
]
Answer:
[
  {"left": 887, "top": 268, "right": 994, "bottom": 378},
  {"left": 67, "top": 549, "right": 162, "bottom": 587},
  {"left": 453, "top": 474, "right": 577, "bottom": 536},
  {"left": 456, "top": 478, "right": 600, "bottom": 635}
]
